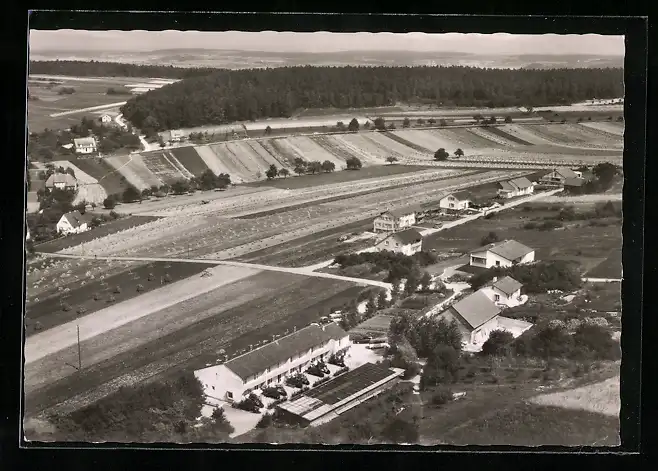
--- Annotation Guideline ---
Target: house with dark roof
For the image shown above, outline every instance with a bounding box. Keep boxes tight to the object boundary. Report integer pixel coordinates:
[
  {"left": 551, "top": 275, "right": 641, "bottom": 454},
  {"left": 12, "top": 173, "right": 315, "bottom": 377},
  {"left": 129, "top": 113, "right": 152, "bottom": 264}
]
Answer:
[
  {"left": 436, "top": 288, "right": 533, "bottom": 351},
  {"left": 469, "top": 239, "right": 535, "bottom": 269},
  {"left": 438, "top": 191, "right": 471, "bottom": 211},
  {"left": 56, "top": 210, "right": 92, "bottom": 235},
  {"left": 373, "top": 206, "right": 418, "bottom": 233},
  {"left": 497, "top": 176, "right": 534, "bottom": 199},
  {"left": 540, "top": 167, "right": 579, "bottom": 186},
  {"left": 480, "top": 276, "right": 525, "bottom": 308},
  {"left": 45, "top": 173, "right": 78, "bottom": 191},
  {"left": 194, "top": 324, "right": 350, "bottom": 402},
  {"left": 374, "top": 228, "right": 423, "bottom": 256}
]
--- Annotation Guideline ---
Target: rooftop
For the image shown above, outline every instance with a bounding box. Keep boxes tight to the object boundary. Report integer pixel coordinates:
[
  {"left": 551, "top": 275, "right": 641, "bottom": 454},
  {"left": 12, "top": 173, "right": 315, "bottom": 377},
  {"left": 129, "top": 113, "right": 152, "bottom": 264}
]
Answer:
[
  {"left": 499, "top": 176, "right": 533, "bottom": 191},
  {"left": 472, "top": 239, "right": 534, "bottom": 262},
  {"left": 73, "top": 137, "right": 96, "bottom": 147},
  {"left": 492, "top": 276, "right": 524, "bottom": 296},
  {"left": 388, "top": 228, "right": 423, "bottom": 245},
  {"left": 222, "top": 323, "right": 348, "bottom": 381},
  {"left": 61, "top": 210, "right": 92, "bottom": 228},
  {"left": 448, "top": 290, "right": 502, "bottom": 330},
  {"left": 444, "top": 190, "right": 471, "bottom": 201},
  {"left": 45, "top": 173, "right": 77, "bottom": 187},
  {"left": 554, "top": 167, "right": 579, "bottom": 179},
  {"left": 384, "top": 206, "right": 420, "bottom": 218}
]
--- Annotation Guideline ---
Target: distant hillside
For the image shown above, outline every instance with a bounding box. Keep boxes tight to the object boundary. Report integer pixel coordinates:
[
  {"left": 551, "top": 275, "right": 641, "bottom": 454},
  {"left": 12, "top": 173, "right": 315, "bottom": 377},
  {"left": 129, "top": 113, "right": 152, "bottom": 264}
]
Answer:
[{"left": 119, "top": 65, "right": 624, "bottom": 131}]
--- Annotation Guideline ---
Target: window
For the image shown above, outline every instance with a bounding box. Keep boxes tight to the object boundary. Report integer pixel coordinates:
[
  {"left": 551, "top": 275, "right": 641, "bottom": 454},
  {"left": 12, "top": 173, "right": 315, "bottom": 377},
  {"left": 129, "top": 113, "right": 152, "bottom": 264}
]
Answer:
[
  {"left": 449, "top": 203, "right": 455, "bottom": 208},
  {"left": 227, "top": 391, "right": 233, "bottom": 399},
  {"left": 494, "top": 294, "right": 500, "bottom": 301},
  {"left": 495, "top": 261, "right": 500, "bottom": 266}
]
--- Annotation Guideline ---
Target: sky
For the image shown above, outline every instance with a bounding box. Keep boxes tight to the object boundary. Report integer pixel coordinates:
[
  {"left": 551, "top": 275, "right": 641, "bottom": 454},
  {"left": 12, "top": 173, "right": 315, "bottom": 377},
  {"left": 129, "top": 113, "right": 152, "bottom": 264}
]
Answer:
[{"left": 29, "top": 30, "right": 625, "bottom": 56}]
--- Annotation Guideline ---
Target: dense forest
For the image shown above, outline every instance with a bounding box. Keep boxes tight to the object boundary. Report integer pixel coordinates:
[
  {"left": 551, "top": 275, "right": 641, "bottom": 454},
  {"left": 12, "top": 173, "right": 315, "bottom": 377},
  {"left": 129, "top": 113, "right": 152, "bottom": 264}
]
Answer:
[
  {"left": 29, "top": 60, "right": 216, "bottom": 79},
  {"left": 118, "top": 66, "right": 624, "bottom": 131}
]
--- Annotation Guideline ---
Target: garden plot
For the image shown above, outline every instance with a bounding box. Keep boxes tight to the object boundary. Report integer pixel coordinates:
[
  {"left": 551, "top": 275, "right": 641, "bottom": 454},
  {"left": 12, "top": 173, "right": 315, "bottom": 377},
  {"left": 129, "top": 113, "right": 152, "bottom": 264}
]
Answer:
[
  {"left": 430, "top": 128, "right": 494, "bottom": 153},
  {"left": 579, "top": 121, "right": 624, "bottom": 137},
  {"left": 330, "top": 134, "right": 389, "bottom": 165},
  {"left": 259, "top": 139, "right": 297, "bottom": 166},
  {"left": 523, "top": 124, "right": 621, "bottom": 149},
  {"left": 208, "top": 143, "right": 253, "bottom": 183},
  {"left": 310, "top": 135, "right": 361, "bottom": 162},
  {"left": 51, "top": 160, "right": 97, "bottom": 184},
  {"left": 268, "top": 138, "right": 306, "bottom": 165},
  {"left": 244, "top": 140, "right": 289, "bottom": 169},
  {"left": 169, "top": 146, "right": 210, "bottom": 177},
  {"left": 284, "top": 136, "right": 345, "bottom": 168},
  {"left": 392, "top": 130, "right": 457, "bottom": 153},
  {"left": 363, "top": 132, "right": 421, "bottom": 159},
  {"left": 227, "top": 141, "right": 271, "bottom": 178},
  {"left": 195, "top": 145, "right": 235, "bottom": 177},
  {"left": 105, "top": 154, "right": 163, "bottom": 190},
  {"left": 68, "top": 158, "right": 134, "bottom": 196},
  {"left": 141, "top": 151, "right": 191, "bottom": 183},
  {"left": 467, "top": 127, "right": 517, "bottom": 147}
]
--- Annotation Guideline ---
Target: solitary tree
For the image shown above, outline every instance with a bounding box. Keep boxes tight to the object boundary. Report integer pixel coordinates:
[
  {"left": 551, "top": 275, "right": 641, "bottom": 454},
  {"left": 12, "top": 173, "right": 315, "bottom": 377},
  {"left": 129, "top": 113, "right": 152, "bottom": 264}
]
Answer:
[
  {"left": 278, "top": 168, "right": 290, "bottom": 178},
  {"left": 122, "top": 186, "right": 140, "bottom": 203},
  {"left": 417, "top": 118, "right": 425, "bottom": 126},
  {"left": 439, "top": 119, "right": 448, "bottom": 127},
  {"left": 420, "top": 272, "right": 433, "bottom": 292},
  {"left": 321, "top": 160, "right": 336, "bottom": 173},
  {"left": 454, "top": 148, "right": 464, "bottom": 157},
  {"left": 374, "top": 117, "right": 386, "bottom": 130},
  {"left": 103, "top": 196, "right": 116, "bottom": 209},
  {"left": 348, "top": 118, "right": 360, "bottom": 132},
  {"left": 265, "top": 164, "right": 279, "bottom": 180},
  {"left": 171, "top": 179, "right": 190, "bottom": 195},
  {"left": 265, "top": 126, "right": 272, "bottom": 135},
  {"left": 504, "top": 115, "right": 513, "bottom": 123},
  {"left": 428, "top": 118, "right": 436, "bottom": 125},
  {"left": 434, "top": 148, "right": 449, "bottom": 161},
  {"left": 386, "top": 156, "right": 398, "bottom": 165},
  {"left": 402, "top": 117, "right": 411, "bottom": 128},
  {"left": 345, "top": 156, "right": 363, "bottom": 170},
  {"left": 336, "top": 121, "right": 346, "bottom": 131}
]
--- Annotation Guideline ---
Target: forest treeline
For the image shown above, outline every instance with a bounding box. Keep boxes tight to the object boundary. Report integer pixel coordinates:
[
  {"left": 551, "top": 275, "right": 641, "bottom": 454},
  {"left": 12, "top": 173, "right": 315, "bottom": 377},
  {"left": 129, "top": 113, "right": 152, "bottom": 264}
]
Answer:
[
  {"left": 120, "top": 66, "right": 623, "bottom": 131},
  {"left": 29, "top": 60, "right": 216, "bottom": 79},
  {"left": 30, "top": 61, "right": 624, "bottom": 132}
]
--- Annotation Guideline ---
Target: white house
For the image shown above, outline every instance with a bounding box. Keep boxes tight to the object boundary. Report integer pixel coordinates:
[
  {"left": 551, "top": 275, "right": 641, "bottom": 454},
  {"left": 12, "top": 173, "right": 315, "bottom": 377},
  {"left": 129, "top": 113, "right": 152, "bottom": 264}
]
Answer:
[
  {"left": 436, "top": 289, "right": 532, "bottom": 352},
  {"left": 169, "top": 130, "right": 184, "bottom": 143},
  {"left": 438, "top": 191, "right": 471, "bottom": 210},
  {"left": 374, "top": 228, "right": 423, "bottom": 256},
  {"left": 373, "top": 207, "right": 418, "bottom": 233},
  {"left": 73, "top": 137, "right": 97, "bottom": 154},
  {"left": 480, "top": 276, "right": 526, "bottom": 308},
  {"left": 45, "top": 173, "right": 78, "bottom": 192},
  {"left": 540, "top": 167, "right": 579, "bottom": 186},
  {"left": 469, "top": 239, "right": 535, "bottom": 269},
  {"left": 497, "top": 177, "right": 534, "bottom": 199},
  {"left": 100, "top": 114, "right": 113, "bottom": 124},
  {"left": 194, "top": 324, "right": 350, "bottom": 402},
  {"left": 56, "top": 210, "right": 92, "bottom": 235}
]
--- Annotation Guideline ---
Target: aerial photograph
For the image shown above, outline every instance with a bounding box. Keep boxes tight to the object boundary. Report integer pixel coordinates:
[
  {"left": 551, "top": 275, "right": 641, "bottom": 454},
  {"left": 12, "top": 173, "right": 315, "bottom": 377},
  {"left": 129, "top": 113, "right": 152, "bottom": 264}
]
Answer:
[{"left": 24, "top": 28, "right": 623, "bottom": 446}]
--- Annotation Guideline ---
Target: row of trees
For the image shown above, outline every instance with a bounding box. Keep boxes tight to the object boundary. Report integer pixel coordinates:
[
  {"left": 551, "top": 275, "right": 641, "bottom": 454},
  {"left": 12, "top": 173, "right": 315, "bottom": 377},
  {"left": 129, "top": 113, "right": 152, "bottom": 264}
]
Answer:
[
  {"left": 469, "top": 260, "right": 583, "bottom": 294},
  {"left": 119, "top": 66, "right": 624, "bottom": 130}
]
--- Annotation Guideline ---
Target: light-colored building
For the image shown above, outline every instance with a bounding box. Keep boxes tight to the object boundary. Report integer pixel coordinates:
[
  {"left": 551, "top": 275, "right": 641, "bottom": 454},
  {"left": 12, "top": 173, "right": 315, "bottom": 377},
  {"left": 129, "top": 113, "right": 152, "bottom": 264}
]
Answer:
[
  {"left": 497, "top": 177, "right": 534, "bottom": 199},
  {"left": 436, "top": 289, "right": 532, "bottom": 352},
  {"left": 480, "top": 276, "right": 525, "bottom": 308},
  {"left": 56, "top": 210, "right": 92, "bottom": 235},
  {"left": 169, "top": 130, "right": 184, "bottom": 142},
  {"left": 100, "top": 114, "right": 113, "bottom": 124},
  {"left": 73, "top": 137, "right": 97, "bottom": 154},
  {"left": 45, "top": 173, "right": 78, "bottom": 191},
  {"left": 469, "top": 239, "right": 535, "bottom": 269},
  {"left": 540, "top": 167, "right": 579, "bottom": 186},
  {"left": 374, "top": 228, "right": 423, "bottom": 256},
  {"left": 373, "top": 208, "right": 418, "bottom": 233},
  {"left": 438, "top": 191, "right": 471, "bottom": 210},
  {"left": 194, "top": 324, "right": 350, "bottom": 403}
]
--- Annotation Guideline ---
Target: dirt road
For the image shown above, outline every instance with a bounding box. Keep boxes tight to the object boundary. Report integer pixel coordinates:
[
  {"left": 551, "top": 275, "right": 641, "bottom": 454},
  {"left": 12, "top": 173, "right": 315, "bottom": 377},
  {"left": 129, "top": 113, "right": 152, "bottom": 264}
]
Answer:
[{"left": 536, "top": 193, "right": 622, "bottom": 204}]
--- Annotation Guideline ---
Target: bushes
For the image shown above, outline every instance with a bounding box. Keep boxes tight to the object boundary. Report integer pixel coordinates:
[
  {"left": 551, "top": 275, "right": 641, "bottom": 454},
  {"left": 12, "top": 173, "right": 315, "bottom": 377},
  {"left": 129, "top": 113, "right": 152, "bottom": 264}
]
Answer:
[
  {"left": 481, "top": 330, "right": 514, "bottom": 356},
  {"left": 480, "top": 231, "right": 500, "bottom": 246},
  {"left": 256, "top": 413, "right": 273, "bottom": 428},
  {"left": 469, "top": 260, "right": 582, "bottom": 294},
  {"left": 431, "top": 387, "right": 453, "bottom": 406},
  {"left": 285, "top": 373, "right": 310, "bottom": 388},
  {"left": 420, "top": 345, "right": 461, "bottom": 390}
]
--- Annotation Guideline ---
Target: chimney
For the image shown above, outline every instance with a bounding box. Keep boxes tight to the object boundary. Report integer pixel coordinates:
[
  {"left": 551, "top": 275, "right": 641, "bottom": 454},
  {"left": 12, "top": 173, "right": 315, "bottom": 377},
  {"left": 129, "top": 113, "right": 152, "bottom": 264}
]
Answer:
[{"left": 492, "top": 277, "right": 498, "bottom": 283}]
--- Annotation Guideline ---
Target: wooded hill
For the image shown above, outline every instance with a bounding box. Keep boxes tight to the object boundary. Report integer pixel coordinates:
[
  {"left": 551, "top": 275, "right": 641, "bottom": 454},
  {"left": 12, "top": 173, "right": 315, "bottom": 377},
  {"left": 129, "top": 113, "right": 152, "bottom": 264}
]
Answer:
[
  {"left": 118, "top": 66, "right": 623, "bottom": 131},
  {"left": 29, "top": 60, "right": 215, "bottom": 79}
]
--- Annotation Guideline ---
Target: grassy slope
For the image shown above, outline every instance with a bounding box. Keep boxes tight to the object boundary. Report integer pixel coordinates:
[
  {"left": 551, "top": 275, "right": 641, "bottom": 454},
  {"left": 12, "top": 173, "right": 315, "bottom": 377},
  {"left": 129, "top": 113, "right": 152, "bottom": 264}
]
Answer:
[{"left": 68, "top": 157, "right": 135, "bottom": 195}]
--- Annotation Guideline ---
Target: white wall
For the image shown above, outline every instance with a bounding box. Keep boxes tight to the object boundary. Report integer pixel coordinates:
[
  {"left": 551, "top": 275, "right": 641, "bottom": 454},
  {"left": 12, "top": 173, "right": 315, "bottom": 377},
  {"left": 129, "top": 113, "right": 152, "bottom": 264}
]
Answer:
[
  {"left": 469, "top": 317, "right": 501, "bottom": 346},
  {"left": 481, "top": 286, "right": 523, "bottom": 308},
  {"left": 471, "top": 250, "right": 535, "bottom": 269}
]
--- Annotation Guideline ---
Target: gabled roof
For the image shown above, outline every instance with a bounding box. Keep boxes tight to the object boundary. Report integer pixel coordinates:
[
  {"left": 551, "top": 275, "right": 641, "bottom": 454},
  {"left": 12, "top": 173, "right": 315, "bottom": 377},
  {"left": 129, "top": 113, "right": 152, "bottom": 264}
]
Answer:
[
  {"left": 222, "top": 324, "right": 348, "bottom": 381},
  {"left": 60, "top": 210, "right": 92, "bottom": 228},
  {"left": 492, "top": 276, "right": 523, "bottom": 296},
  {"left": 498, "top": 177, "right": 533, "bottom": 192},
  {"left": 383, "top": 206, "right": 420, "bottom": 218},
  {"left": 471, "top": 239, "right": 534, "bottom": 262},
  {"left": 387, "top": 228, "right": 423, "bottom": 245},
  {"left": 73, "top": 137, "right": 96, "bottom": 147},
  {"left": 45, "top": 173, "right": 77, "bottom": 187},
  {"left": 448, "top": 290, "right": 501, "bottom": 330},
  {"left": 553, "top": 168, "right": 578, "bottom": 179},
  {"left": 443, "top": 191, "right": 471, "bottom": 201}
]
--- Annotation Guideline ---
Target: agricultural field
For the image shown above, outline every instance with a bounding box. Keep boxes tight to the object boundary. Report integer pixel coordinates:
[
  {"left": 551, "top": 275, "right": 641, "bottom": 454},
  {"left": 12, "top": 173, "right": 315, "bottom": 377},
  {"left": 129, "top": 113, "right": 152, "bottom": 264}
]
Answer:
[
  {"left": 105, "top": 154, "right": 164, "bottom": 190},
  {"left": 54, "top": 170, "right": 520, "bottom": 264},
  {"left": 422, "top": 202, "right": 622, "bottom": 276},
  {"left": 34, "top": 215, "right": 160, "bottom": 253},
  {"left": 140, "top": 150, "right": 192, "bottom": 184},
  {"left": 24, "top": 271, "right": 361, "bottom": 417},
  {"left": 50, "top": 160, "right": 108, "bottom": 205},
  {"left": 27, "top": 75, "right": 144, "bottom": 132},
  {"left": 168, "top": 146, "right": 209, "bottom": 177},
  {"left": 24, "top": 259, "right": 214, "bottom": 336},
  {"left": 579, "top": 121, "right": 624, "bottom": 137},
  {"left": 66, "top": 157, "right": 135, "bottom": 196}
]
